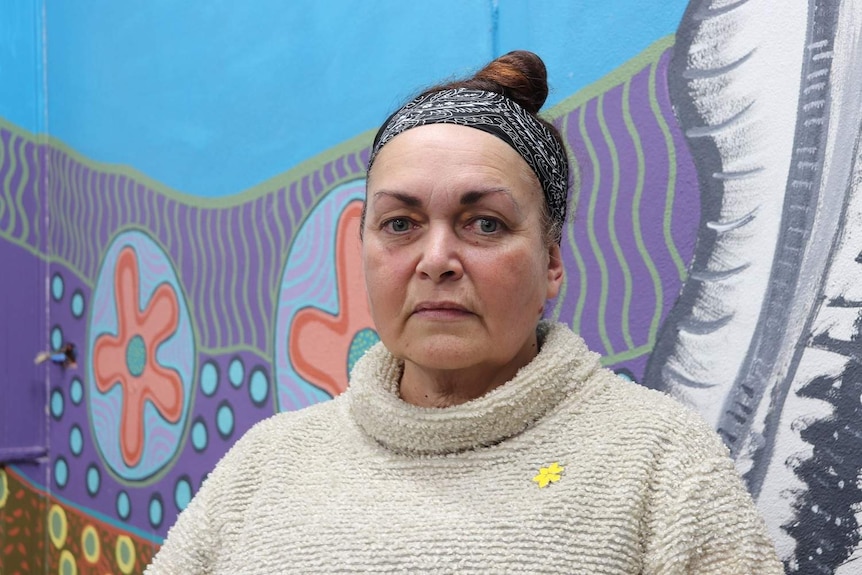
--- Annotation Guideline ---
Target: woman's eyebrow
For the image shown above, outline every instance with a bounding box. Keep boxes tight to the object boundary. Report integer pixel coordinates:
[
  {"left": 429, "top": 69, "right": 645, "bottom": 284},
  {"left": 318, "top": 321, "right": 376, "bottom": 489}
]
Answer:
[
  {"left": 461, "top": 189, "right": 523, "bottom": 216},
  {"left": 372, "top": 190, "right": 422, "bottom": 207}
]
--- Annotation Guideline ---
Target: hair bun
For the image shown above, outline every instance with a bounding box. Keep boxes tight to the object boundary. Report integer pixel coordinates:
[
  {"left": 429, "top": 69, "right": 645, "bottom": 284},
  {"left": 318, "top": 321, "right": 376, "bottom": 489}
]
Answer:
[{"left": 471, "top": 50, "right": 549, "bottom": 114}]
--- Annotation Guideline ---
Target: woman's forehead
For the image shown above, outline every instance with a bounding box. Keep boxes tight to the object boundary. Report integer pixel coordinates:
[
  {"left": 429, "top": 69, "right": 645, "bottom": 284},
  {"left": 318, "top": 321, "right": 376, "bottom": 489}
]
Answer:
[{"left": 368, "top": 124, "right": 540, "bottom": 194}]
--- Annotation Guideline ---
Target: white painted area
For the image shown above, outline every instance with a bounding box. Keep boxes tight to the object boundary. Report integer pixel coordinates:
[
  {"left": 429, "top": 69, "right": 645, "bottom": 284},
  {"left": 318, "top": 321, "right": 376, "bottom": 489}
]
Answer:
[{"left": 663, "top": 0, "right": 807, "bottom": 428}]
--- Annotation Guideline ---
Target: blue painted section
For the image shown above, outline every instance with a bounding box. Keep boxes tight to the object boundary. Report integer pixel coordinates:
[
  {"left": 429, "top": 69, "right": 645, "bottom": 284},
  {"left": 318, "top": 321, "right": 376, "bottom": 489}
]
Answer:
[
  {"left": 33, "top": 0, "right": 683, "bottom": 198},
  {"left": 498, "top": 1, "right": 685, "bottom": 103},
  {"left": 0, "top": 0, "right": 44, "bottom": 133}
]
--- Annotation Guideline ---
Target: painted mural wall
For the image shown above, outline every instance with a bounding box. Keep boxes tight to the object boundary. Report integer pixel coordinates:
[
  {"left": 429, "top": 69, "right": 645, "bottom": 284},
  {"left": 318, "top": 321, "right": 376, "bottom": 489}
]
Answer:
[{"left": 0, "top": 1, "right": 860, "bottom": 573}]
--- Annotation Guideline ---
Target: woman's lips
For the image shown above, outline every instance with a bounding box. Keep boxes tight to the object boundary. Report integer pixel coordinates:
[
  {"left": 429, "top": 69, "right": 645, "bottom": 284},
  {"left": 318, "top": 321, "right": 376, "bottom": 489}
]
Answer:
[{"left": 412, "top": 302, "right": 474, "bottom": 320}]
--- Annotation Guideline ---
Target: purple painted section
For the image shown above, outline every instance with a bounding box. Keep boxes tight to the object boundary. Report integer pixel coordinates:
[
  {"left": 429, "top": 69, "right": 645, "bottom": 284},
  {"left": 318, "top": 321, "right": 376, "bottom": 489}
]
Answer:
[
  {"left": 553, "top": 49, "right": 698, "bottom": 380},
  {"left": 0, "top": 242, "right": 46, "bottom": 462}
]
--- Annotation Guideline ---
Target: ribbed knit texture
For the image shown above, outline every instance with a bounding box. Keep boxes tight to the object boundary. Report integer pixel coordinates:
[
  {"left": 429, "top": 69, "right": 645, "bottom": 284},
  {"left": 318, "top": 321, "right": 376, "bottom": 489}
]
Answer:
[{"left": 146, "top": 322, "right": 783, "bottom": 574}]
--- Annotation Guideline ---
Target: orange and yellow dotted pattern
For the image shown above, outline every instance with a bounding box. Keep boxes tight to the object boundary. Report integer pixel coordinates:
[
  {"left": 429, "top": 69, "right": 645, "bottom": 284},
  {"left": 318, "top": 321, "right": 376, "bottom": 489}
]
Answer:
[{"left": 0, "top": 467, "right": 156, "bottom": 574}]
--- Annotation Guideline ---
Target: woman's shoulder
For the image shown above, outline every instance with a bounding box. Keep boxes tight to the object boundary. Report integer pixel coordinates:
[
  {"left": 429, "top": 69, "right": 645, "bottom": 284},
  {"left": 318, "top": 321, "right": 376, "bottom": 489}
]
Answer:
[
  {"left": 233, "top": 394, "right": 348, "bottom": 450},
  {"left": 579, "top": 366, "right": 732, "bottom": 460}
]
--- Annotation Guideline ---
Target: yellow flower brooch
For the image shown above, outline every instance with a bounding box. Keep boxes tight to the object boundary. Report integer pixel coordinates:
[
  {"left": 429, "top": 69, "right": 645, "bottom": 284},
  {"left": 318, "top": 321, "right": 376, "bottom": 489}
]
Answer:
[{"left": 532, "top": 462, "right": 564, "bottom": 488}]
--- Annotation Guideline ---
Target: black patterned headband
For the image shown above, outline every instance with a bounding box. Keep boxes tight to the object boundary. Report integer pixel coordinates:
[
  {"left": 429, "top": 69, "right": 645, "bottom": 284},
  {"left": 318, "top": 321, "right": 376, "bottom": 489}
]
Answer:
[{"left": 368, "top": 88, "right": 569, "bottom": 238}]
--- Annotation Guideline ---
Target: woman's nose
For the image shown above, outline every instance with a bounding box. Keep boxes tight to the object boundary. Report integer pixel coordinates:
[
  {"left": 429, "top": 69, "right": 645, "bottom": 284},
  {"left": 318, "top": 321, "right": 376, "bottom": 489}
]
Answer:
[{"left": 415, "top": 226, "right": 464, "bottom": 282}]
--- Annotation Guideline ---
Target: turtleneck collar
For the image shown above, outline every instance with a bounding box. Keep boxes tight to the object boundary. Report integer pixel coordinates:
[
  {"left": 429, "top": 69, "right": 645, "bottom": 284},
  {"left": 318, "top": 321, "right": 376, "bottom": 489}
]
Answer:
[{"left": 347, "top": 321, "right": 601, "bottom": 456}]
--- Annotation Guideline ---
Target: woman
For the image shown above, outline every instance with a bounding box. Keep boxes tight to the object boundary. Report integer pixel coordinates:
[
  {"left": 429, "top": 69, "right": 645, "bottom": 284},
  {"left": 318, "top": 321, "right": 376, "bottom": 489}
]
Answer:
[{"left": 147, "top": 51, "right": 782, "bottom": 574}]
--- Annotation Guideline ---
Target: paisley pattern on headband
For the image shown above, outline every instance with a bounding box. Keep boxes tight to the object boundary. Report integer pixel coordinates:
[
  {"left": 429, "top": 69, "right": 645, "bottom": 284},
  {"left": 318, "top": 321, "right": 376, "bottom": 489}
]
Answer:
[{"left": 369, "top": 89, "right": 569, "bottom": 234}]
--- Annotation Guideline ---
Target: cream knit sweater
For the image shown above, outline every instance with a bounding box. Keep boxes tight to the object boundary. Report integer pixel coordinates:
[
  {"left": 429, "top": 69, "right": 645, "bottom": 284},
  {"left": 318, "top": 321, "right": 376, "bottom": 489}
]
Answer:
[{"left": 146, "top": 323, "right": 783, "bottom": 574}]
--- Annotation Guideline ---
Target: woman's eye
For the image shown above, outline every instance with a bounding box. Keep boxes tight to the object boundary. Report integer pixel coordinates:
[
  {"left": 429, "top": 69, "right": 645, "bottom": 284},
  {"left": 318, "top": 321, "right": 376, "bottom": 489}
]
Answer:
[
  {"left": 385, "top": 218, "right": 412, "bottom": 233},
  {"left": 476, "top": 218, "right": 499, "bottom": 234}
]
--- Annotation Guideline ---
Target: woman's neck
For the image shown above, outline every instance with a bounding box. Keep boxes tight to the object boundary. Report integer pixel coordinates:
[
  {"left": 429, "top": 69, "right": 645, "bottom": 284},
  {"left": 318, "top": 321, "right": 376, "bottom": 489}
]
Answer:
[{"left": 398, "top": 344, "right": 539, "bottom": 408}]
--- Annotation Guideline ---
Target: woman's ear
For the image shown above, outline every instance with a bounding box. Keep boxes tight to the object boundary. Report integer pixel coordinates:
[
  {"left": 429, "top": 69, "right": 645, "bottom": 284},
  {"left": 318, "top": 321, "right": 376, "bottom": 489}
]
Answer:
[{"left": 546, "top": 243, "right": 564, "bottom": 300}]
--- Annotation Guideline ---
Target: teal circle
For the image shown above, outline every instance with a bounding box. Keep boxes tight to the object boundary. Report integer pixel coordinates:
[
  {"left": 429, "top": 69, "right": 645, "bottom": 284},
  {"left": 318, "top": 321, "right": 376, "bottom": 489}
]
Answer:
[
  {"left": 216, "top": 403, "right": 234, "bottom": 438},
  {"left": 69, "top": 425, "right": 83, "bottom": 456},
  {"left": 71, "top": 291, "right": 85, "bottom": 318},
  {"left": 174, "top": 477, "right": 192, "bottom": 511},
  {"left": 228, "top": 358, "right": 244, "bottom": 388},
  {"left": 120, "top": 539, "right": 130, "bottom": 562},
  {"left": 52, "top": 507, "right": 63, "bottom": 534},
  {"left": 249, "top": 369, "right": 268, "bottom": 404},
  {"left": 51, "top": 274, "right": 64, "bottom": 301},
  {"left": 50, "top": 389, "right": 64, "bottom": 419},
  {"left": 86, "top": 465, "right": 100, "bottom": 495},
  {"left": 348, "top": 328, "right": 380, "bottom": 374},
  {"left": 54, "top": 457, "right": 68, "bottom": 487},
  {"left": 83, "top": 528, "right": 97, "bottom": 555},
  {"left": 200, "top": 362, "right": 218, "bottom": 396},
  {"left": 51, "top": 326, "right": 63, "bottom": 352},
  {"left": 149, "top": 495, "right": 163, "bottom": 527},
  {"left": 126, "top": 334, "right": 147, "bottom": 377},
  {"left": 116, "top": 491, "right": 131, "bottom": 519},
  {"left": 61, "top": 555, "right": 73, "bottom": 575},
  {"left": 191, "top": 420, "right": 208, "bottom": 451},
  {"left": 70, "top": 378, "right": 83, "bottom": 404}
]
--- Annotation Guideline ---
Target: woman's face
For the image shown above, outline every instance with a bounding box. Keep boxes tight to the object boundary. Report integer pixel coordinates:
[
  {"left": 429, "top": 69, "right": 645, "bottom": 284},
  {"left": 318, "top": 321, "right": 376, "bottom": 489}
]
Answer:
[{"left": 362, "top": 123, "right": 564, "bottom": 384}]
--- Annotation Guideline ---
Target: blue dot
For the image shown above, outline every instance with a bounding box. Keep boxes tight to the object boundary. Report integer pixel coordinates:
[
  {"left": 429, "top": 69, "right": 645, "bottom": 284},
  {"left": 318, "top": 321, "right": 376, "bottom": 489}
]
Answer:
[
  {"left": 216, "top": 403, "right": 234, "bottom": 438},
  {"left": 126, "top": 334, "right": 147, "bottom": 377},
  {"left": 200, "top": 362, "right": 218, "bottom": 396},
  {"left": 149, "top": 494, "right": 163, "bottom": 527},
  {"left": 249, "top": 369, "right": 268, "bottom": 405},
  {"left": 228, "top": 358, "right": 244, "bottom": 387},
  {"left": 191, "top": 419, "right": 208, "bottom": 451},
  {"left": 50, "top": 389, "right": 64, "bottom": 419},
  {"left": 54, "top": 457, "right": 68, "bottom": 488},
  {"left": 116, "top": 491, "right": 131, "bottom": 519},
  {"left": 51, "top": 326, "right": 63, "bottom": 352},
  {"left": 86, "top": 465, "right": 100, "bottom": 495},
  {"left": 69, "top": 425, "right": 83, "bottom": 456},
  {"left": 71, "top": 291, "right": 85, "bottom": 318},
  {"left": 52, "top": 274, "right": 64, "bottom": 301},
  {"left": 70, "top": 378, "right": 83, "bottom": 405},
  {"left": 174, "top": 477, "right": 192, "bottom": 511}
]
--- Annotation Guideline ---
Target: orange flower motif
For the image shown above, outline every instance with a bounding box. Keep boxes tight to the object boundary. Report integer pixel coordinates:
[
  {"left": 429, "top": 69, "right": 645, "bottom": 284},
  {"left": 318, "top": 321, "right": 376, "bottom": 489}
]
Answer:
[
  {"left": 93, "top": 247, "right": 184, "bottom": 467},
  {"left": 289, "top": 200, "right": 376, "bottom": 397}
]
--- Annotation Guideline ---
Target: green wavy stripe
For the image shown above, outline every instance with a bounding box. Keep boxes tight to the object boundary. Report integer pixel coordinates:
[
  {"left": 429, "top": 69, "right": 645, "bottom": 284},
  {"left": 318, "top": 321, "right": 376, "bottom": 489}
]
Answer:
[
  {"left": 284, "top": 183, "right": 297, "bottom": 237},
  {"left": 77, "top": 165, "right": 90, "bottom": 275},
  {"left": 0, "top": 131, "right": 6, "bottom": 225},
  {"left": 164, "top": 184, "right": 176, "bottom": 271},
  {"left": 558, "top": 110, "right": 588, "bottom": 331},
  {"left": 258, "top": 196, "right": 284, "bottom": 351},
  {"left": 251, "top": 199, "right": 269, "bottom": 352},
  {"left": 71, "top": 163, "right": 84, "bottom": 274},
  {"left": 210, "top": 208, "right": 225, "bottom": 346},
  {"left": 197, "top": 344, "right": 270, "bottom": 363},
  {"left": 597, "top": 93, "right": 636, "bottom": 350},
  {"left": 622, "top": 77, "right": 664, "bottom": 347},
  {"left": 579, "top": 103, "right": 614, "bottom": 355},
  {"left": 230, "top": 209, "right": 248, "bottom": 346},
  {"left": 14, "top": 135, "right": 30, "bottom": 243},
  {"left": 107, "top": 170, "right": 120, "bottom": 265},
  {"left": 225, "top": 211, "right": 242, "bottom": 347},
  {"left": 600, "top": 343, "right": 654, "bottom": 367},
  {"left": 208, "top": 209, "right": 224, "bottom": 347},
  {"left": 58, "top": 154, "right": 74, "bottom": 268},
  {"left": 231, "top": 208, "right": 253, "bottom": 347},
  {"left": 3, "top": 134, "right": 19, "bottom": 238},
  {"left": 648, "top": 60, "right": 686, "bottom": 280},
  {"left": 191, "top": 206, "right": 208, "bottom": 346},
  {"left": 93, "top": 167, "right": 105, "bottom": 277},
  {"left": 79, "top": 164, "right": 91, "bottom": 274}
]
